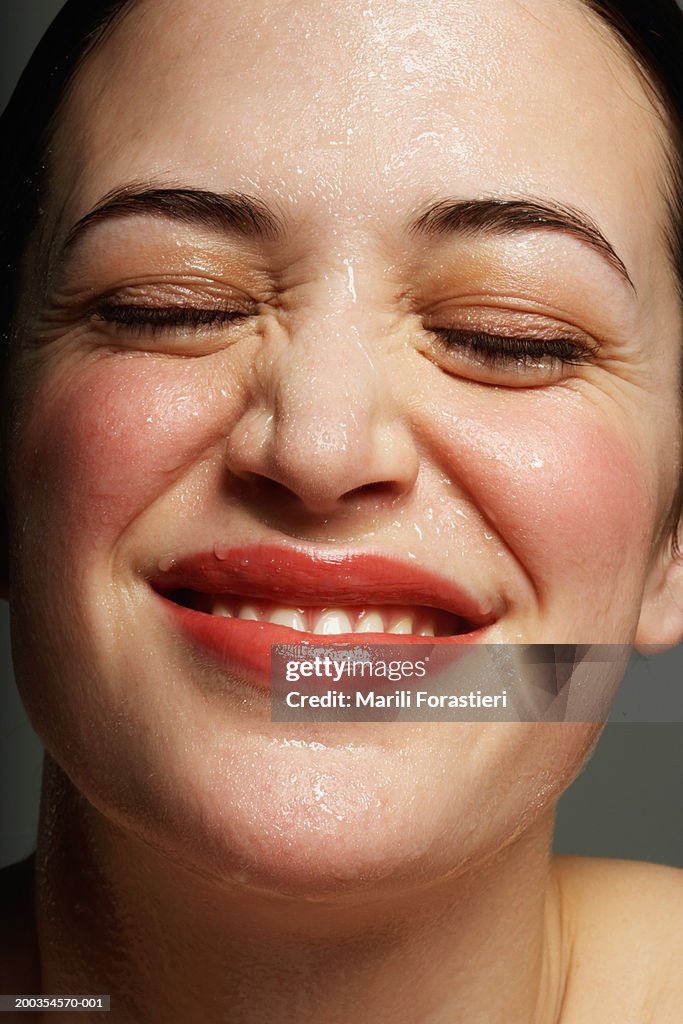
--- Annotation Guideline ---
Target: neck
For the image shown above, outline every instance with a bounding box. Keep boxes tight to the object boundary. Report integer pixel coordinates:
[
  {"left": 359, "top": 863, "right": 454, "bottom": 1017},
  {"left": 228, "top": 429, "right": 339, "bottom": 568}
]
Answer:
[{"left": 36, "top": 759, "right": 565, "bottom": 1024}]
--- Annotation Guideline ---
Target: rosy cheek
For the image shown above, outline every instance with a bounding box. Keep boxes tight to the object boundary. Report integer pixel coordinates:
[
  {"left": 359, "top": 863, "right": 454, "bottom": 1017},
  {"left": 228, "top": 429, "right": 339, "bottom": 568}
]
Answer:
[
  {"left": 506, "top": 419, "right": 649, "bottom": 584},
  {"left": 421, "top": 388, "right": 657, "bottom": 587},
  {"left": 10, "top": 356, "right": 239, "bottom": 550}
]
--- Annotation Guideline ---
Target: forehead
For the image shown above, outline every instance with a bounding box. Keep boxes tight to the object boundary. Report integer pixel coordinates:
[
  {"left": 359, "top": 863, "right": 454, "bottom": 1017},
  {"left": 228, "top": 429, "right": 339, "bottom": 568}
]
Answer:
[{"left": 51, "top": 0, "right": 670, "bottom": 275}]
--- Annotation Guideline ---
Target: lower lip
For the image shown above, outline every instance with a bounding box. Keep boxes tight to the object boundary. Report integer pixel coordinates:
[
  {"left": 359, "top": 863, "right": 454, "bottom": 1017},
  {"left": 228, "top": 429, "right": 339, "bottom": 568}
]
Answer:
[{"left": 157, "top": 595, "right": 490, "bottom": 692}]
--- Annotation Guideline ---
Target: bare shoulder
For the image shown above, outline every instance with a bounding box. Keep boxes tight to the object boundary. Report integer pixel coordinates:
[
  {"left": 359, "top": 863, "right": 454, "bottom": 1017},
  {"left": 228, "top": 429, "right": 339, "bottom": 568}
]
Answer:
[
  {"left": 0, "top": 857, "right": 39, "bottom": 993},
  {"left": 553, "top": 856, "right": 683, "bottom": 1022},
  {"left": 555, "top": 854, "right": 683, "bottom": 933}
]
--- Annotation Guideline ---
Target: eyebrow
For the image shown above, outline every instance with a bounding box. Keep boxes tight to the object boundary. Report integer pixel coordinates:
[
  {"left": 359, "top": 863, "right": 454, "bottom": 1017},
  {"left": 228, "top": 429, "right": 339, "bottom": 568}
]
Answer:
[
  {"left": 63, "top": 184, "right": 284, "bottom": 249},
  {"left": 63, "top": 185, "right": 635, "bottom": 292},
  {"left": 410, "top": 196, "right": 635, "bottom": 291}
]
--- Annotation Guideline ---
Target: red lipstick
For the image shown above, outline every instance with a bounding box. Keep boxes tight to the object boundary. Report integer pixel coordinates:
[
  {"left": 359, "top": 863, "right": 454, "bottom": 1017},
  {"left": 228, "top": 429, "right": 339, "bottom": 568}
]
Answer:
[{"left": 149, "top": 546, "right": 498, "bottom": 689}]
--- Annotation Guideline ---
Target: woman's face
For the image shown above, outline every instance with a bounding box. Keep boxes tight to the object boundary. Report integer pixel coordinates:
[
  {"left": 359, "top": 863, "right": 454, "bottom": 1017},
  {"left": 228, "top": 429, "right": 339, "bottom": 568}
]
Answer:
[{"left": 5, "top": 0, "right": 683, "bottom": 893}]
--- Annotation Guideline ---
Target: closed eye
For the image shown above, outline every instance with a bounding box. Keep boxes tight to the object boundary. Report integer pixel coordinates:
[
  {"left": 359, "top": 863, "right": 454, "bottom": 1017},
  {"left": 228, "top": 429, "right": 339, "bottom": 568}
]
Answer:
[
  {"left": 430, "top": 328, "right": 597, "bottom": 367},
  {"left": 91, "top": 304, "right": 250, "bottom": 335},
  {"left": 426, "top": 326, "right": 599, "bottom": 384}
]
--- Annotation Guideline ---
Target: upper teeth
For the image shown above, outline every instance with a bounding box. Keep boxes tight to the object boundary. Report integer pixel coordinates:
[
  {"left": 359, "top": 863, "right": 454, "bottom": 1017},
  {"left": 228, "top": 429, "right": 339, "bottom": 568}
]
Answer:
[
  {"left": 316, "top": 608, "right": 354, "bottom": 634},
  {"left": 356, "top": 611, "right": 384, "bottom": 633},
  {"left": 270, "top": 607, "right": 306, "bottom": 631},
  {"left": 211, "top": 599, "right": 438, "bottom": 636}
]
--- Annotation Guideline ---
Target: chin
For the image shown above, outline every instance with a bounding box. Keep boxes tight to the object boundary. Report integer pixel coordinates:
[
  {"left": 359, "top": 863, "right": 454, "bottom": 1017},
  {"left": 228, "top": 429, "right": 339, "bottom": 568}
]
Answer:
[
  {"left": 135, "top": 740, "right": 444, "bottom": 899},
  {"left": 81, "top": 711, "right": 580, "bottom": 903}
]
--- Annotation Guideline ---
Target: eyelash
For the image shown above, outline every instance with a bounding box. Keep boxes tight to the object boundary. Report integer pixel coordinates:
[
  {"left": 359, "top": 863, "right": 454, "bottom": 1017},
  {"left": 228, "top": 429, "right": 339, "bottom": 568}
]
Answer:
[
  {"left": 430, "top": 327, "right": 596, "bottom": 369},
  {"left": 92, "top": 304, "right": 248, "bottom": 333},
  {"left": 91, "top": 304, "right": 595, "bottom": 371}
]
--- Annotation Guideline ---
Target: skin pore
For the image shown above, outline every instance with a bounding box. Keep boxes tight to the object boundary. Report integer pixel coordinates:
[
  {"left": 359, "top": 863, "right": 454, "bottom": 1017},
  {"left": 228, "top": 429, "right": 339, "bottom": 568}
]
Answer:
[{"left": 2, "top": 0, "right": 683, "bottom": 1020}]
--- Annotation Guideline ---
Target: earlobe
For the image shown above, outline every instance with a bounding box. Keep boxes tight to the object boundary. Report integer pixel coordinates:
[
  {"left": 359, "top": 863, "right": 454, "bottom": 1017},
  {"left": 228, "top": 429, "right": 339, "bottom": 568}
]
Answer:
[{"left": 634, "top": 534, "right": 683, "bottom": 654}]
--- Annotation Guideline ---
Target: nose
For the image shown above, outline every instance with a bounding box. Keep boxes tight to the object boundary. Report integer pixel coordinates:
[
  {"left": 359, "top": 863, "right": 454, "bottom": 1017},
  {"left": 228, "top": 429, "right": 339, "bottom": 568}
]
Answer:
[{"left": 223, "top": 314, "right": 419, "bottom": 516}]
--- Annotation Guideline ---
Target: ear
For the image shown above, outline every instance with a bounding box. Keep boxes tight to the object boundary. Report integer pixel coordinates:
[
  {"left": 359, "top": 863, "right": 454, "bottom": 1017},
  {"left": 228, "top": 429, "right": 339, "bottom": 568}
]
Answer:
[{"left": 634, "top": 530, "right": 683, "bottom": 654}]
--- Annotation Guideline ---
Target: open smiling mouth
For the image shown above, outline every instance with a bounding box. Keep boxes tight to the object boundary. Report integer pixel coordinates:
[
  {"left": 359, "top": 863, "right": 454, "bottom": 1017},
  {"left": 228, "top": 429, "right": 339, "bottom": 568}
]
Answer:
[
  {"left": 149, "top": 546, "right": 498, "bottom": 688},
  {"left": 165, "top": 592, "right": 463, "bottom": 637}
]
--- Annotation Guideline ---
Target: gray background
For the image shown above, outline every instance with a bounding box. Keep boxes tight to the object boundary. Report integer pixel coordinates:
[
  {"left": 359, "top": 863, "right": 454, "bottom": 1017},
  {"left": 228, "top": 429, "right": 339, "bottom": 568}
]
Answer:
[{"left": 1, "top": 0, "right": 682, "bottom": 870}]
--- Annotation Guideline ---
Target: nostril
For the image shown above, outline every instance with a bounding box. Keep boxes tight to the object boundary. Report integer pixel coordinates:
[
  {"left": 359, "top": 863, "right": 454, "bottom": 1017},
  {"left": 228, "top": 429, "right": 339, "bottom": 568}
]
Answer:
[
  {"left": 345, "top": 480, "right": 403, "bottom": 502},
  {"left": 243, "top": 474, "right": 305, "bottom": 515},
  {"left": 228, "top": 470, "right": 406, "bottom": 514}
]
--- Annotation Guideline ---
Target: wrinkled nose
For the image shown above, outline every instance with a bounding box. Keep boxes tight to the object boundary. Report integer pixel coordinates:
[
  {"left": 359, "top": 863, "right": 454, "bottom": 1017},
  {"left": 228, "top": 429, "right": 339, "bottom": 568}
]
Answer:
[{"left": 223, "top": 314, "right": 419, "bottom": 517}]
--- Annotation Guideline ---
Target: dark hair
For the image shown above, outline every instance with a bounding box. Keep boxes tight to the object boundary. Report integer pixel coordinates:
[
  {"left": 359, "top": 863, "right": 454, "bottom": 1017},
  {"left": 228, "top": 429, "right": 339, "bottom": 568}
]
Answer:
[
  {"left": 1, "top": 0, "right": 683, "bottom": 538},
  {"left": 0, "top": 0, "right": 134, "bottom": 348}
]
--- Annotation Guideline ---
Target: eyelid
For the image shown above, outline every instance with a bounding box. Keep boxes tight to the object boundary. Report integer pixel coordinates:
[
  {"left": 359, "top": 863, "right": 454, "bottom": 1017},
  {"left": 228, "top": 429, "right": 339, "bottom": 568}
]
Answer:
[
  {"left": 431, "top": 327, "right": 597, "bottom": 360},
  {"left": 422, "top": 296, "right": 601, "bottom": 343},
  {"left": 92, "top": 302, "right": 249, "bottom": 322},
  {"left": 86, "top": 302, "right": 253, "bottom": 341},
  {"left": 75, "top": 272, "right": 260, "bottom": 312},
  {"left": 423, "top": 326, "right": 599, "bottom": 386}
]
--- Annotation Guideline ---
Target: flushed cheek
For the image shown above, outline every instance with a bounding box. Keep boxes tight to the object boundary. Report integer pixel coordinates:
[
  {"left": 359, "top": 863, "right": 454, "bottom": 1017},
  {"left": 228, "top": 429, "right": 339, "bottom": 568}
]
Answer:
[
  {"left": 421, "top": 389, "right": 658, "bottom": 605},
  {"left": 9, "top": 354, "right": 242, "bottom": 558}
]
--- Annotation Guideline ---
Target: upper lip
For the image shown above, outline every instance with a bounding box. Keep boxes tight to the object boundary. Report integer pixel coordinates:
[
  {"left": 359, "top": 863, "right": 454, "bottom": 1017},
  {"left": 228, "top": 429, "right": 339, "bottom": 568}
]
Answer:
[{"left": 148, "top": 544, "right": 500, "bottom": 627}]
